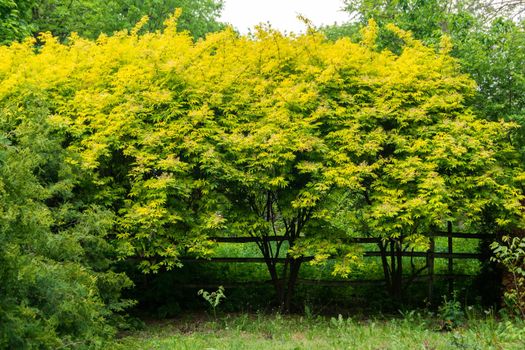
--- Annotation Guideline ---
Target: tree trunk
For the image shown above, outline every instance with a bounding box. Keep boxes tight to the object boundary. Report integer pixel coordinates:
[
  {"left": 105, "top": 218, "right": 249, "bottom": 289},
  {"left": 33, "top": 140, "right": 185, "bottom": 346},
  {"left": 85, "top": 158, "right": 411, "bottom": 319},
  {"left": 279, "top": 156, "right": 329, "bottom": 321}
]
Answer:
[
  {"left": 282, "top": 258, "right": 302, "bottom": 313},
  {"left": 392, "top": 240, "right": 403, "bottom": 300},
  {"left": 264, "top": 258, "right": 283, "bottom": 304},
  {"left": 256, "top": 235, "right": 303, "bottom": 312},
  {"left": 378, "top": 238, "right": 403, "bottom": 301},
  {"left": 378, "top": 240, "right": 392, "bottom": 293}
]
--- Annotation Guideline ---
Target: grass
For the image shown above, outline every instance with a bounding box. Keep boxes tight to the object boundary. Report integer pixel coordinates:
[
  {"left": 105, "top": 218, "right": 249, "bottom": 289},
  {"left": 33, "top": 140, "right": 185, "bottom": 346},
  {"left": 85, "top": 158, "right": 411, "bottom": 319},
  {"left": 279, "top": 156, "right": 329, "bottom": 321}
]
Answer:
[{"left": 116, "top": 312, "right": 525, "bottom": 350}]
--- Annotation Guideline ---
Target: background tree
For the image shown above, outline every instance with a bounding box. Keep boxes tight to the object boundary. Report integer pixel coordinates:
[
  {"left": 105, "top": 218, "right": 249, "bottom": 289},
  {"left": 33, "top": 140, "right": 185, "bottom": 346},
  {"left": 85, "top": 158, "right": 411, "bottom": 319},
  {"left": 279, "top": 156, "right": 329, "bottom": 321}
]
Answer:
[
  {"left": 0, "top": 0, "right": 224, "bottom": 43},
  {"left": 453, "top": 19, "right": 525, "bottom": 154},
  {"left": 324, "top": 1, "right": 525, "bottom": 150},
  {"left": 0, "top": 0, "right": 34, "bottom": 44}
]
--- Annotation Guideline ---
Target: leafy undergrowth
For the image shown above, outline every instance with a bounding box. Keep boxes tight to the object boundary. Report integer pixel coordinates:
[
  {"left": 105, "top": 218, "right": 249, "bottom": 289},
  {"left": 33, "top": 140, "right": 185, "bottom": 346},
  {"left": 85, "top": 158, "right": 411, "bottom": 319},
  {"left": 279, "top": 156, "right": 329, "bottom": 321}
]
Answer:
[{"left": 116, "top": 312, "right": 525, "bottom": 350}]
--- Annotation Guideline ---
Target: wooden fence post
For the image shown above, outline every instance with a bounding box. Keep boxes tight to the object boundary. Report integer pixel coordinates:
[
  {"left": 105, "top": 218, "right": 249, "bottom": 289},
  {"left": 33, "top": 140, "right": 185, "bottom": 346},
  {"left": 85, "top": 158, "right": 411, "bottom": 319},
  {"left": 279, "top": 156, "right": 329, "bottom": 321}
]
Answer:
[
  {"left": 427, "top": 233, "right": 435, "bottom": 305},
  {"left": 178, "top": 233, "right": 489, "bottom": 304},
  {"left": 447, "top": 221, "right": 454, "bottom": 295}
]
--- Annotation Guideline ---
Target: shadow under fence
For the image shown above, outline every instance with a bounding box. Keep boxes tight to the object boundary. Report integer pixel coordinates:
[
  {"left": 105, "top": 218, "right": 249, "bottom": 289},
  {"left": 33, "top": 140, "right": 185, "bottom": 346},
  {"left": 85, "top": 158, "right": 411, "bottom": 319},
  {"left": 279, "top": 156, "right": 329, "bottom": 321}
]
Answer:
[{"left": 124, "top": 222, "right": 502, "bottom": 315}]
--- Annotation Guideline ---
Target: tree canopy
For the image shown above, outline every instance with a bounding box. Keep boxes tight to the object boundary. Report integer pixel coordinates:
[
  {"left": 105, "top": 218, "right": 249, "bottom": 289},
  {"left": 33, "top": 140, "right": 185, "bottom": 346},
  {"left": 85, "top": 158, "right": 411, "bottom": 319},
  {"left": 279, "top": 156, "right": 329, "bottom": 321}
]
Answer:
[
  {"left": 0, "top": 0, "right": 224, "bottom": 44},
  {"left": 0, "top": 0, "right": 33, "bottom": 43},
  {"left": 324, "top": 1, "right": 525, "bottom": 163},
  {"left": 2, "top": 16, "right": 523, "bottom": 313},
  {"left": 4, "top": 0, "right": 525, "bottom": 346}
]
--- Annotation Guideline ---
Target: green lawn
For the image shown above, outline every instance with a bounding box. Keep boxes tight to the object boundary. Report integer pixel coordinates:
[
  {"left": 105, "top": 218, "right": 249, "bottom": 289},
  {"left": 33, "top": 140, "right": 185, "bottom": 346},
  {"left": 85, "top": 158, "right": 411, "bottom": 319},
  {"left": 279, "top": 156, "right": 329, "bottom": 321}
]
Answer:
[{"left": 116, "top": 313, "right": 525, "bottom": 350}]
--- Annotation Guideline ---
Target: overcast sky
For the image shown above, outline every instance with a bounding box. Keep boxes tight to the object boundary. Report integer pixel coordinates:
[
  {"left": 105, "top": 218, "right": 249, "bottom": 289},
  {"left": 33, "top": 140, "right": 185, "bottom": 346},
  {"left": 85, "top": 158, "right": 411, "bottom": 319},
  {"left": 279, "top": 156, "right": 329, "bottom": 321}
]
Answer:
[{"left": 219, "top": 0, "right": 351, "bottom": 34}]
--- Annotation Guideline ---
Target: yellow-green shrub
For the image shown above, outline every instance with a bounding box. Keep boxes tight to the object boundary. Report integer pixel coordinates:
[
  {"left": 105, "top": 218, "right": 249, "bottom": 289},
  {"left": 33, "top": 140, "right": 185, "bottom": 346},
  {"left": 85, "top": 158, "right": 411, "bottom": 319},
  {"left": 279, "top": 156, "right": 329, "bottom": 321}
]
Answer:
[{"left": 1, "top": 16, "right": 524, "bottom": 312}]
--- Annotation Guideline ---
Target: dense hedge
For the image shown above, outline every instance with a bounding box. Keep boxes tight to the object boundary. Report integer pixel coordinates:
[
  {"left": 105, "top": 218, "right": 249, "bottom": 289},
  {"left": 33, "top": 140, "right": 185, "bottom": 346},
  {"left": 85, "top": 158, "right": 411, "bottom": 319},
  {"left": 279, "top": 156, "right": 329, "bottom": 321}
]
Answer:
[
  {"left": 0, "top": 91, "right": 133, "bottom": 348},
  {"left": 1, "top": 16, "right": 525, "bottom": 346}
]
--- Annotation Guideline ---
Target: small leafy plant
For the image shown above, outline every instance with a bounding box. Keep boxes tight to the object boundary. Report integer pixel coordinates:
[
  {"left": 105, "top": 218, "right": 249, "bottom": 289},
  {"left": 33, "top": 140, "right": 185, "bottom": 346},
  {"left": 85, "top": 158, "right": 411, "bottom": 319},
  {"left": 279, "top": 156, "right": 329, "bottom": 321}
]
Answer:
[
  {"left": 198, "top": 286, "right": 226, "bottom": 319},
  {"left": 491, "top": 236, "right": 525, "bottom": 319},
  {"left": 438, "top": 293, "right": 464, "bottom": 330}
]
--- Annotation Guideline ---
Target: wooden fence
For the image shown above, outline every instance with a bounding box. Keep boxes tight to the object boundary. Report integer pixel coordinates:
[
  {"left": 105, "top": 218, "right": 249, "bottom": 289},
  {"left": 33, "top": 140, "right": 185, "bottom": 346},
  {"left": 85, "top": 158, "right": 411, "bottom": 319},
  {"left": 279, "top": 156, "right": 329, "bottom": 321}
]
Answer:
[{"left": 178, "top": 225, "right": 494, "bottom": 300}]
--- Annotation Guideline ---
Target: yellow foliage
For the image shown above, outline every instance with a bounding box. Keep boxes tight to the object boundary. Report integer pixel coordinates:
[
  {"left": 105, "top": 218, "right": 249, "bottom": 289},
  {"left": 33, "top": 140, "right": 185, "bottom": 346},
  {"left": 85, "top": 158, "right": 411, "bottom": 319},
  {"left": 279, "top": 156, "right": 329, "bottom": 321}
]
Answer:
[{"left": 1, "top": 17, "right": 522, "bottom": 274}]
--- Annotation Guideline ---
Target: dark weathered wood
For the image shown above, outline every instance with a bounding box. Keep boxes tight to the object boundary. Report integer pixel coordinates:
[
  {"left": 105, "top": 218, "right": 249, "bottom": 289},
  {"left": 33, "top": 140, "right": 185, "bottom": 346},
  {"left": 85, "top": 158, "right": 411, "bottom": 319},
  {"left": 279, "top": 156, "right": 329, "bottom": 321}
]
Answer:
[
  {"left": 396, "top": 274, "right": 474, "bottom": 284},
  {"left": 208, "top": 233, "right": 490, "bottom": 244},
  {"left": 161, "top": 230, "right": 491, "bottom": 297},
  {"left": 427, "top": 235, "right": 435, "bottom": 304},
  {"left": 434, "top": 274, "right": 473, "bottom": 279},
  {"left": 209, "top": 236, "right": 286, "bottom": 243},
  {"left": 180, "top": 257, "right": 313, "bottom": 263},
  {"left": 209, "top": 236, "right": 380, "bottom": 243},
  {"left": 297, "top": 275, "right": 475, "bottom": 287},
  {"left": 363, "top": 251, "right": 483, "bottom": 259},
  {"left": 297, "top": 278, "right": 386, "bottom": 286},
  {"left": 173, "top": 274, "right": 475, "bottom": 289},
  {"left": 180, "top": 251, "right": 482, "bottom": 264},
  {"left": 447, "top": 221, "right": 454, "bottom": 295},
  {"left": 433, "top": 232, "right": 492, "bottom": 239},
  {"left": 347, "top": 237, "right": 382, "bottom": 243},
  {"left": 174, "top": 281, "right": 273, "bottom": 289}
]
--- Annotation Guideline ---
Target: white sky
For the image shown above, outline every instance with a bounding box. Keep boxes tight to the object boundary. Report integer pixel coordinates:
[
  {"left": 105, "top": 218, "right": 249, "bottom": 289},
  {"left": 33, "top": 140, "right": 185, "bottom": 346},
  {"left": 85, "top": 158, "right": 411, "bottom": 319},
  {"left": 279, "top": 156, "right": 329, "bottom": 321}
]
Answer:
[{"left": 220, "top": 0, "right": 351, "bottom": 34}]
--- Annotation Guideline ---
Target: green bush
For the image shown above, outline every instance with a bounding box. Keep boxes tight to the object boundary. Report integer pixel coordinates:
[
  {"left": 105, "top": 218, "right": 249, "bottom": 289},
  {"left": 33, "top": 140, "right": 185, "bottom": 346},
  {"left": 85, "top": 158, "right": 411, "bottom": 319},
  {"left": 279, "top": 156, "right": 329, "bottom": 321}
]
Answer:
[
  {"left": 491, "top": 236, "right": 525, "bottom": 318},
  {"left": 0, "top": 92, "right": 132, "bottom": 349}
]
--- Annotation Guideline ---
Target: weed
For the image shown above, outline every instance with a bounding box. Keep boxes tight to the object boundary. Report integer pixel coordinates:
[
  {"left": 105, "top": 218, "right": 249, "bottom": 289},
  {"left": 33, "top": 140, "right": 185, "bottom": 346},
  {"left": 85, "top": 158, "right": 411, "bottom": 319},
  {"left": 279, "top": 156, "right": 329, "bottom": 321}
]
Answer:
[
  {"left": 438, "top": 293, "right": 464, "bottom": 330},
  {"left": 198, "top": 286, "right": 226, "bottom": 319}
]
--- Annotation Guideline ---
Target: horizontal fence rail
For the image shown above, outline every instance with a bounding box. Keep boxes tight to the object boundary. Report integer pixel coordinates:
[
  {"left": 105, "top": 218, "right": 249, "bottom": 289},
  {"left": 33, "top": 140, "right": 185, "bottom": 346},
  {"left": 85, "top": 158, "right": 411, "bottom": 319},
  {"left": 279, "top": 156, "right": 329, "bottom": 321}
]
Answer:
[
  {"left": 173, "top": 274, "right": 476, "bottom": 289},
  {"left": 433, "top": 232, "right": 493, "bottom": 239},
  {"left": 180, "top": 252, "right": 483, "bottom": 263},
  {"left": 208, "top": 232, "right": 493, "bottom": 244},
  {"left": 177, "top": 228, "right": 494, "bottom": 300},
  {"left": 209, "top": 236, "right": 381, "bottom": 243},
  {"left": 363, "top": 251, "right": 483, "bottom": 259}
]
